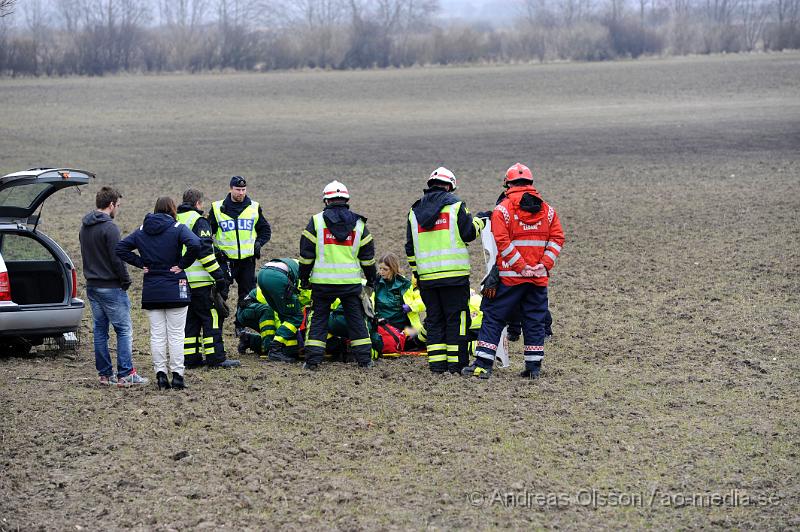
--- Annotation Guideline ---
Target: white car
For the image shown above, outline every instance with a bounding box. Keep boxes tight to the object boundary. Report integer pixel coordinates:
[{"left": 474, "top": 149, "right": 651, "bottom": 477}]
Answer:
[{"left": 0, "top": 168, "right": 93, "bottom": 355}]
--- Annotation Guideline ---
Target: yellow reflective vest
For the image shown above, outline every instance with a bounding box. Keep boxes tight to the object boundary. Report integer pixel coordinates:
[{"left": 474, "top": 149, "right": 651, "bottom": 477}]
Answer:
[
  {"left": 408, "top": 201, "right": 470, "bottom": 281},
  {"left": 176, "top": 210, "right": 219, "bottom": 288},
  {"left": 309, "top": 212, "right": 365, "bottom": 285},
  {"left": 212, "top": 200, "right": 260, "bottom": 260}
]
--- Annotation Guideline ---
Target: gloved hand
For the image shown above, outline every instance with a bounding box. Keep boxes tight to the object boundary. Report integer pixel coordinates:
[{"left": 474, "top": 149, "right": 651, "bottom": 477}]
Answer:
[
  {"left": 481, "top": 265, "right": 499, "bottom": 298},
  {"left": 402, "top": 303, "right": 411, "bottom": 313},
  {"left": 476, "top": 210, "right": 492, "bottom": 220},
  {"left": 216, "top": 278, "right": 230, "bottom": 299},
  {"left": 254, "top": 247, "right": 261, "bottom": 260}
]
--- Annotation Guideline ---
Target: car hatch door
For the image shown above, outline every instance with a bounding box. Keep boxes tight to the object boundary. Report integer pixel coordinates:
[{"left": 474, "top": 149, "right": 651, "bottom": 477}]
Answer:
[{"left": 0, "top": 168, "right": 94, "bottom": 226}]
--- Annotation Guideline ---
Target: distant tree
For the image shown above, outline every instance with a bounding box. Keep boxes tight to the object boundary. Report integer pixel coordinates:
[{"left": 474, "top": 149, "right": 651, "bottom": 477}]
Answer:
[
  {"left": 770, "top": 0, "right": 800, "bottom": 48},
  {"left": 740, "top": 0, "right": 769, "bottom": 50},
  {"left": 1, "top": 0, "right": 15, "bottom": 18},
  {"left": 287, "top": 0, "right": 347, "bottom": 68}
]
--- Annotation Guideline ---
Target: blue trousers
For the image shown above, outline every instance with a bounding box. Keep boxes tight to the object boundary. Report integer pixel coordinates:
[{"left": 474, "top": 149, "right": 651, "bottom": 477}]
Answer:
[
  {"left": 87, "top": 287, "right": 134, "bottom": 378},
  {"left": 475, "top": 283, "right": 548, "bottom": 370}
]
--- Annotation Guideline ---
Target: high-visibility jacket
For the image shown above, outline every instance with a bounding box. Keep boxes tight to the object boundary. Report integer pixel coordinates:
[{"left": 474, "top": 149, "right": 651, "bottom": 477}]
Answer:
[
  {"left": 492, "top": 185, "right": 565, "bottom": 287},
  {"left": 408, "top": 201, "right": 470, "bottom": 281},
  {"left": 401, "top": 285, "right": 426, "bottom": 340},
  {"left": 212, "top": 200, "right": 260, "bottom": 260},
  {"left": 176, "top": 210, "right": 220, "bottom": 288},
  {"left": 309, "top": 212, "right": 365, "bottom": 285}
]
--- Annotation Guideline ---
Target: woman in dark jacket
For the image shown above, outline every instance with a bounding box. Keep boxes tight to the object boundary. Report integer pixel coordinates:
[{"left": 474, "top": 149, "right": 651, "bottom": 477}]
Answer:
[{"left": 117, "top": 197, "right": 201, "bottom": 390}]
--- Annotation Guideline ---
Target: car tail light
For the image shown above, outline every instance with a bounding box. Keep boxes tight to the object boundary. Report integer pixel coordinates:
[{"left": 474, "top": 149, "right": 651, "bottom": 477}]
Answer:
[
  {"left": 0, "top": 271, "right": 11, "bottom": 301},
  {"left": 71, "top": 268, "right": 78, "bottom": 299}
]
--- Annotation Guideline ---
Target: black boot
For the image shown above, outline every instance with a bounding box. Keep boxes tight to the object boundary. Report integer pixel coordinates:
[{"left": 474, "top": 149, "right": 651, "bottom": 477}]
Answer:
[
  {"left": 171, "top": 372, "right": 186, "bottom": 390},
  {"left": 267, "top": 342, "right": 297, "bottom": 363},
  {"left": 237, "top": 331, "right": 250, "bottom": 355},
  {"left": 156, "top": 371, "right": 171, "bottom": 390},
  {"left": 520, "top": 362, "right": 542, "bottom": 379},
  {"left": 208, "top": 358, "right": 241, "bottom": 368},
  {"left": 461, "top": 361, "right": 492, "bottom": 379}
]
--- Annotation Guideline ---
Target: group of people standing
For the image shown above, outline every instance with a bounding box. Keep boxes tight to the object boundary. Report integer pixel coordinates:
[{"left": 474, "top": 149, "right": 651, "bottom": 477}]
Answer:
[{"left": 78, "top": 163, "right": 564, "bottom": 389}]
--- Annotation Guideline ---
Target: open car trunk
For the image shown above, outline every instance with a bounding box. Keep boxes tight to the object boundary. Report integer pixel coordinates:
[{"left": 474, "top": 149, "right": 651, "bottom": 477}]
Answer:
[{"left": 1, "top": 232, "right": 67, "bottom": 305}]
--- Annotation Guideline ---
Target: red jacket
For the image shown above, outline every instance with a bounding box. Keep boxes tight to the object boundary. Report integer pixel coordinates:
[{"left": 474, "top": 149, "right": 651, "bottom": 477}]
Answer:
[{"left": 491, "top": 185, "right": 565, "bottom": 287}]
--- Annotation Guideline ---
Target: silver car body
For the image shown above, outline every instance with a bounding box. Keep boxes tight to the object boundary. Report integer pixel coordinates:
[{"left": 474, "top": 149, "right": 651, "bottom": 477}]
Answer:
[{"left": 0, "top": 168, "right": 93, "bottom": 343}]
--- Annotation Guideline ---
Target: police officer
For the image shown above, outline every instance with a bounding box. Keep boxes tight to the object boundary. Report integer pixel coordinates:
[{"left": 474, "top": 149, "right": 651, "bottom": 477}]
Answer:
[
  {"left": 462, "top": 163, "right": 564, "bottom": 379},
  {"left": 176, "top": 189, "right": 241, "bottom": 369},
  {"left": 405, "top": 167, "right": 484, "bottom": 374},
  {"left": 299, "top": 181, "right": 377, "bottom": 371},
  {"left": 208, "top": 176, "right": 271, "bottom": 333}
]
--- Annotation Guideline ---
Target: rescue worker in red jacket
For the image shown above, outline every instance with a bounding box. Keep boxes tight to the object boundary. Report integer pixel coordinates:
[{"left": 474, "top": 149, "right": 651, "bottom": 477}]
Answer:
[
  {"left": 406, "top": 167, "right": 484, "bottom": 374},
  {"left": 462, "top": 163, "right": 564, "bottom": 379}
]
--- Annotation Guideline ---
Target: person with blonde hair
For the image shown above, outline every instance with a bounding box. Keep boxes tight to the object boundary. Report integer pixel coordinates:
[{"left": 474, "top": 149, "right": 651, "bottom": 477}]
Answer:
[
  {"left": 117, "top": 196, "right": 202, "bottom": 390},
  {"left": 374, "top": 252, "right": 425, "bottom": 339}
]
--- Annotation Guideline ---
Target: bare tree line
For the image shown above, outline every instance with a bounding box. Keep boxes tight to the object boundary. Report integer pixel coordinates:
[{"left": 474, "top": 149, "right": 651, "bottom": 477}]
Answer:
[{"left": 0, "top": 0, "right": 797, "bottom": 76}]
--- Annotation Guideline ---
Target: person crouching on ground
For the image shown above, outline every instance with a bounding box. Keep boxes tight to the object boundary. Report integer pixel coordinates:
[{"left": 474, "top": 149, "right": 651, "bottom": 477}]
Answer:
[
  {"left": 462, "top": 163, "right": 564, "bottom": 380},
  {"left": 116, "top": 196, "right": 202, "bottom": 390}
]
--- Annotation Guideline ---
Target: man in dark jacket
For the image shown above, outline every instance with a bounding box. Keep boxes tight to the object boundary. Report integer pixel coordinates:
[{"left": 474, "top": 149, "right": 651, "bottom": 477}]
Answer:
[
  {"left": 177, "top": 189, "right": 240, "bottom": 369},
  {"left": 299, "top": 180, "right": 377, "bottom": 371},
  {"left": 79, "top": 186, "right": 146, "bottom": 386},
  {"left": 405, "top": 167, "right": 484, "bottom": 373},
  {"left": 208, "top": 175, "right": 271, "bottom": 333}
]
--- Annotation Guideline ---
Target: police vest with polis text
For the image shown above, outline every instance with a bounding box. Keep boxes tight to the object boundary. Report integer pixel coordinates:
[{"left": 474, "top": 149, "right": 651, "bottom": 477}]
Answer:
[{"left": 212, "top": 200, "right": 260, "bottom": 260}]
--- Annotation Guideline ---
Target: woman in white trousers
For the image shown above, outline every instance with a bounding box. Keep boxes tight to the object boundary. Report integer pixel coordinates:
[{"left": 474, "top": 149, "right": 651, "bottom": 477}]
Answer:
[
  {"left": 117, "top": 196, "right": 201, "bottom": 390},
  {"left": 147, "top": 306, "right": 189, "bottom": 381}
]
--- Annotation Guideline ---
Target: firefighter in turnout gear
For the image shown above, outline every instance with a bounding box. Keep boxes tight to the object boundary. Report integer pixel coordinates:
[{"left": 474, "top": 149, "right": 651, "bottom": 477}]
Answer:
[
  {"left": 176, "top": 189, "right": 241, "bottom": 368},
  {"left": 462, "top": 163, "right": 564, "bottom": 379},
  {"left": 405, "top": 167, "right": 484, "bottom": 373},
  {"left": 208, "top": 175, "right": 271, "bottom": 332},
  {"left": 299, "top": 181, "right": 377, "bottom": 371}
]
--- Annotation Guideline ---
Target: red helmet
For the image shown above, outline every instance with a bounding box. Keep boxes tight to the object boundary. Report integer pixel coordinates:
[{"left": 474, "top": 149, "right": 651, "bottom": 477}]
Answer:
[{"left": 504, "top": 163, "right": 533, "bottom": 187}]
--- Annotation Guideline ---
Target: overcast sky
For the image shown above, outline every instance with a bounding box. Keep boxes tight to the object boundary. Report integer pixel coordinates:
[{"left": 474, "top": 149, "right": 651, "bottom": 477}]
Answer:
[{"left": 438, "top": 0, "right": 520, "bottom": 24}]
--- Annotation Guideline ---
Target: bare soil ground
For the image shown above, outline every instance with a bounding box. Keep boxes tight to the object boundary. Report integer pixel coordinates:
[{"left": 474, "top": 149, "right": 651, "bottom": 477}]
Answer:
[{"left": 1, "top": 53, "right": 799, "bottom": 530}]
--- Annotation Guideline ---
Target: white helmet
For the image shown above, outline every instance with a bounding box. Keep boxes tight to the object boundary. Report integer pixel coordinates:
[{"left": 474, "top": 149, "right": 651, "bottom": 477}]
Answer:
[
  {"left": 323, "top": 180, "right": 350, "bottom": 201},
  {"left": 427, "top": 167, "right": 457, "bottom": 190}
]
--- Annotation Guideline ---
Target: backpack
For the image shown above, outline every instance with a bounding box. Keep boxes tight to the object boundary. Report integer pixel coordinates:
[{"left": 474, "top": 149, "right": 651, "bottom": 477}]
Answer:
[{"left": 377, "top": 322, "right": 406, "bottom": 354}]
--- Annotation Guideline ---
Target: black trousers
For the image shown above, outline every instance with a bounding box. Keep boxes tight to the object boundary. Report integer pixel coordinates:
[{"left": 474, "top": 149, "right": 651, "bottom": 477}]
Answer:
[
  {"left": 305, "top": 287, "right": 371, "bottom": 365},
  {"left": 420, "top": 283, "right": 470, "bottom": 373},
  {"left": 229, "top": 257, "right": 256, "bottom": 328},
  {"left": 184, "top": 285, "right": 226, "bottom": 366}
]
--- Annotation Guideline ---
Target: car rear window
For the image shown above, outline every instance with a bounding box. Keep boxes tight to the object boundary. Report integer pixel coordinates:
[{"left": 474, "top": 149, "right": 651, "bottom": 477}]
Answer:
[
  {"left": 0, "top": 233, "right": 55, "bottom": 261},
  {"left": 0, "top": 182, "right": 50, "bottom": 211}
]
